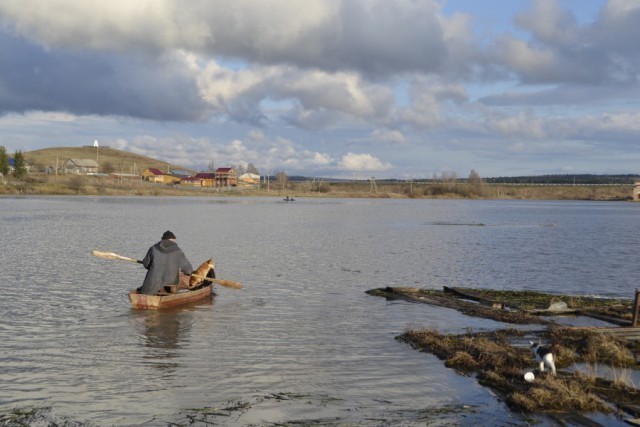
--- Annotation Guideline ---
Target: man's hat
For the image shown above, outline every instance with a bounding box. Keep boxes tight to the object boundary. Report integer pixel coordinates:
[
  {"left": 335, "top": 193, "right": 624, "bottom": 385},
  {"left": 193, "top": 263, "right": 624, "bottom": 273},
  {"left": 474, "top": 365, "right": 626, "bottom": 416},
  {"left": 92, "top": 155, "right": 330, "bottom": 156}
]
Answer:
[{"left": 162, "top": 230, "right": 176, "bottom": 240}]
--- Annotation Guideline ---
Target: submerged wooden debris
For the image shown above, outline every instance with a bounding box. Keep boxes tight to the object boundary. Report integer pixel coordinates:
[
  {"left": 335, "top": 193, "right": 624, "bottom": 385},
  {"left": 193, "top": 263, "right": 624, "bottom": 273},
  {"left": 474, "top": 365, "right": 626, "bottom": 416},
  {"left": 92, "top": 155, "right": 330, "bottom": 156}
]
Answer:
[
  {"left": 367, "top": 286, "right": 548, "bottom": 325},
  {"left": 367, "top": 286, "right": 632, "bottom": 327},
  {"left": 368, "top": 286, "right": 640, "bottom": 421}
]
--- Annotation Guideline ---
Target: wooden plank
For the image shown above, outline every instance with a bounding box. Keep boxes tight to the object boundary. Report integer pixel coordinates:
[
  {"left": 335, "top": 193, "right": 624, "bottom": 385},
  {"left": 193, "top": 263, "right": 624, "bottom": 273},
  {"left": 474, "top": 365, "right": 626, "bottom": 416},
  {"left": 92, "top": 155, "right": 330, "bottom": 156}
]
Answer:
[
  {"left": 556, "top": 325, "right": 640, "bottom": 342},
  {"left": 597, "top": 329, "right": 640, "bottom": 335},
  {"left": 579, "top": 311, "right": 631, "bottom": 327},
  {"left": 443, "top": 286, "right": 505, "bottom": 309}
]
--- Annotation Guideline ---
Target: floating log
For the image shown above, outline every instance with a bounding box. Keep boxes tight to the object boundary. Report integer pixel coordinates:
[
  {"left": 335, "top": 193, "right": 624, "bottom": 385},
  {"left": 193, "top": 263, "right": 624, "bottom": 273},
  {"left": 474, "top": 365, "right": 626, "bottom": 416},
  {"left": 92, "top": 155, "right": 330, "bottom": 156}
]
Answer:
[
  {"left": 443, "top": 286, "right": 505, "bottom": 309},
  {"left": 366, "top": 287, "right": 548, "bottom": 325}
]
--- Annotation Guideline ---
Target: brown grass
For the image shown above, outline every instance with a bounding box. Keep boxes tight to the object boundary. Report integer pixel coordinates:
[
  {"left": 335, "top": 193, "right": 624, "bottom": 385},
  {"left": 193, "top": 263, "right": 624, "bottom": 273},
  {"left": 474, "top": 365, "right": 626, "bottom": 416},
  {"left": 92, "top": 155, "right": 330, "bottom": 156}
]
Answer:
[
  {"left": 0, "top": 175, "right": 225, "bottom": 196},
  {"left": 548, "top": 327, "right": 636, "bottom": 367},
  {"left": 509, "top": 374, "right": 610, "bottom": 413},
  {"left": 400, "top": 328, "right": 530, "bottom": 374},
  {"left": 3, "top": 147, "right": 637, "bottom": 202},
  {"left": 581, "top": 334, "right": 635, "bottom": 367},
  {"left": 401, "top": 326, "right": 640, "bottom": 414},
  {"left": 445, "top": 351, "right": 479, "bottom": 370},
  {"left": 2, "top": 178, "right": 634, "bottom": 201}
]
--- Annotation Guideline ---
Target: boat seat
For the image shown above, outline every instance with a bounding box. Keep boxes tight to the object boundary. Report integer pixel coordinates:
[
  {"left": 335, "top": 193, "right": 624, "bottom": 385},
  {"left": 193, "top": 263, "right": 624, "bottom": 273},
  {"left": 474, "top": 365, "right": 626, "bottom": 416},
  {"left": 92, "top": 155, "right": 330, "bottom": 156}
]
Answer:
[{"left": 159, "top": 285, "right": 178, "bottom": 294}]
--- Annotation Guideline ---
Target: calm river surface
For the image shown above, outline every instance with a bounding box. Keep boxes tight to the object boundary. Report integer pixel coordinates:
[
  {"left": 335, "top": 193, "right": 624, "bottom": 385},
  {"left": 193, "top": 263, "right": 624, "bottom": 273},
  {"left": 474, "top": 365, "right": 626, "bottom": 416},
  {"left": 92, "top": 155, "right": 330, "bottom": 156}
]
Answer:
[{"left": 1, "top": 196, "right": 639, "bottom": 426}]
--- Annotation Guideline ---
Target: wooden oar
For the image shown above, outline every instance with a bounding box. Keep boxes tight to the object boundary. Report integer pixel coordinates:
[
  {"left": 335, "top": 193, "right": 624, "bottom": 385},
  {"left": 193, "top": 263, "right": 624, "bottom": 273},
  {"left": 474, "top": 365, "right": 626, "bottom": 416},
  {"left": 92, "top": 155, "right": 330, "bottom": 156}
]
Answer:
[
  {"left": 91, "top": 250, "right": 243, "bottom": 289},
  {"left": 189, "top": 274, "right": 243, "bottom": 289},
  {"left": 92, "top": 250, "right": 140, "bottom": 264}
]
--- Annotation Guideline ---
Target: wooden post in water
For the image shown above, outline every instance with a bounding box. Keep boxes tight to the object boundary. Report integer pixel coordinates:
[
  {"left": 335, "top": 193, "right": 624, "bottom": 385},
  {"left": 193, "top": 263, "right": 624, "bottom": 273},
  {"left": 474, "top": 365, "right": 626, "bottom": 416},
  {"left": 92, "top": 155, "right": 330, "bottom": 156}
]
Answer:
[{"left": 632, "top": 289, "right": 640, "bottom": 327}]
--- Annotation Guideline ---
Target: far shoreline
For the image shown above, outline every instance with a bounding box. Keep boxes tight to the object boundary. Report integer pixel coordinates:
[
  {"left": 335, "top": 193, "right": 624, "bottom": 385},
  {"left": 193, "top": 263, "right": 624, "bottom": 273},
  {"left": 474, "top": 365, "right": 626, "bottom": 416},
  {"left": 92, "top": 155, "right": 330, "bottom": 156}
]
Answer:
[{"left": 0, "top": 174, "right": 635, "bottom": 201}]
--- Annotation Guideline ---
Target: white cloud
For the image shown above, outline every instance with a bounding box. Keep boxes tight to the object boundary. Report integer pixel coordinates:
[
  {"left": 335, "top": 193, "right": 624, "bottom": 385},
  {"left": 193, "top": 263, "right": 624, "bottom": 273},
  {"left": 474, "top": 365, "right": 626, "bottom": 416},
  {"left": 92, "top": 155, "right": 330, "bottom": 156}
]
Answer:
[
  {"left": 197, "top": 61, "right": 394, "bottom": 127},
  {"left": 396, "top": 77, "right": 468, "bottom": 129},
  {"left": 496, "top": 38, "right": 559, "bottom": 82},
  {"left": 338, "top": 153, "right": 392, "bottom": 172},
  {"left": 107, "top": 133, "right": 337, "bottom": 175},
  {"left": 20, "top": 111, "right": 77, "bottom": 122},
  {"left": 484, "top": 110, "right": 546, "bottom": 139}
]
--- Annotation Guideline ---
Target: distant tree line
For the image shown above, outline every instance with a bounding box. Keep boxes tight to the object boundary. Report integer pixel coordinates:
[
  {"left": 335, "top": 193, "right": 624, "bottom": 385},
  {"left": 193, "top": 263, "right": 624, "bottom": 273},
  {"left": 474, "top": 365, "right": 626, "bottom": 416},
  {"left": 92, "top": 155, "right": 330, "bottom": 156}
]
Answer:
[
  {"left": 286, "top": 173, "right": 640, "bottom": 185},
  {"left": 483, "top": 174, "right": 640, "bottom": 185}
]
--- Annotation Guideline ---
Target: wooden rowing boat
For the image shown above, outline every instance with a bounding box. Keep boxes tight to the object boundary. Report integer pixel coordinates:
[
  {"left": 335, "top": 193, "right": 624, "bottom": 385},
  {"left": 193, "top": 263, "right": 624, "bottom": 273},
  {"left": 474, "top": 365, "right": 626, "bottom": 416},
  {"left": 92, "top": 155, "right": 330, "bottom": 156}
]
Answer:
[{"left": 128, "top": 284, "right": 214, "bottom": 309}]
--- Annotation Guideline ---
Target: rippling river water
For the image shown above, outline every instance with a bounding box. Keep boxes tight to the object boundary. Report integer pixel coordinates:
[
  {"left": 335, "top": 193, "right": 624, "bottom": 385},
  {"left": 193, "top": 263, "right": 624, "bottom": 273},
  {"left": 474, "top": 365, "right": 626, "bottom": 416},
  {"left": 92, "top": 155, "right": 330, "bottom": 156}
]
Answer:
[{"left": 1, "top": 196, "right": 639, "bottom": 426}]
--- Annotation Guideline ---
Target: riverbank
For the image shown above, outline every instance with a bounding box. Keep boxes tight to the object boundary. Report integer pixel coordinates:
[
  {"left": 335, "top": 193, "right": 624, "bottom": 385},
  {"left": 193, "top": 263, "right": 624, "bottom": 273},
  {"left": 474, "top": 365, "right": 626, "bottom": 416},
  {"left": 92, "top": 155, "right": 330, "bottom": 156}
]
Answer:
[
  {"left": 0, "top": 174, "right": 635, "bottom": 200},
  {"left": 368, "top": 286, "right": 640, "bottom": 424}
]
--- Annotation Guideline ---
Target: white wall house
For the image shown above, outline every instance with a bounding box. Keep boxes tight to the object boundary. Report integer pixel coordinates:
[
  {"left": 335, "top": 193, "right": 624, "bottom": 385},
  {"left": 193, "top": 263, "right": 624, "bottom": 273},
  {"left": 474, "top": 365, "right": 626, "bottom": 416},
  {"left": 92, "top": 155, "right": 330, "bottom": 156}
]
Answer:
[{"left": 64, "top": 158, "right": 99, "bottom": 175}]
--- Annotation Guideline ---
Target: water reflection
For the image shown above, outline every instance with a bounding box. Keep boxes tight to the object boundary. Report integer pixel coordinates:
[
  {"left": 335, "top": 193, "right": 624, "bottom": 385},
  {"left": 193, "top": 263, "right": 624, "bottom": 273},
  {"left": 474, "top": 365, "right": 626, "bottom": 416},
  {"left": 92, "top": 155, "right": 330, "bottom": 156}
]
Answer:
[{"left": 130, "top": 296, "right": 214, "bottom": 372}]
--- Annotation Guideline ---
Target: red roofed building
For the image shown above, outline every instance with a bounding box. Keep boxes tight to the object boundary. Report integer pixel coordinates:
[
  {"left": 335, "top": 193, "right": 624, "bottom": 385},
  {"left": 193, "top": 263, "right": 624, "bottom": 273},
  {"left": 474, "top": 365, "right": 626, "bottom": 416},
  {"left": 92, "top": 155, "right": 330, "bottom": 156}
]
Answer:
[
  {"left": 142, "top": 168, "right": 180, "bottom": 184},
  {"left": 215, "top": 167, "right": 237, "bottom": 187},
  {"left": 194, "top": 172, "right": 216, "bottom": 187},
  {"left": 181, "top": 176, "right": 204, "bottom": 187}
]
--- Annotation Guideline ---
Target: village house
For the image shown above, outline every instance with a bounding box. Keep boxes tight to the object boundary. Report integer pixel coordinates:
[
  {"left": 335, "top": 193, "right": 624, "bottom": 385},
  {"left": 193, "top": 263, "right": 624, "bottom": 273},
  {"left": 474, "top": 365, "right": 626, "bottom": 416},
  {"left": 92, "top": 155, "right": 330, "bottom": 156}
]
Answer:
[
  {"left": 634, "top": 182, "right": 640, "bottom": 201},
  {"left": 238, "top": 173, "right": 260, "bottom": 187},
  {"left": 142, "top": 168, "right": 180, "bottom": 185},
  {"left": 142, "top": 168, "right": 163, "bottom": 181},
  {"left": 64, "top": 158, "right": 98, "bottom": 175},
  {"left": 6, "top": 157, "right": 32, "bottom": 175},
  {"left": 180, "top": 176, "right": 204, "bottom": 187},
  {"left": 194, "top": 172, "right": 216, "bottom": 187},
  {"left": 142, "top": 167, "right": 237, "bottom": 187},
  {"left": 215, "top": 167, "right": 237, "bottom": 187}
]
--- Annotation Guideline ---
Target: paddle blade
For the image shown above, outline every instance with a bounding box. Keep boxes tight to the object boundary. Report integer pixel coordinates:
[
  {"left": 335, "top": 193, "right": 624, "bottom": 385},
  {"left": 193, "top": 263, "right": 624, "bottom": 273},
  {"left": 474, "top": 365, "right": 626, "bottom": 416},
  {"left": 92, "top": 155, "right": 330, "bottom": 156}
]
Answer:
[
  {"left": 91, "top": 250, "right": 140, "bottom": 263},
  {"left": 213, "top": 279, "right": 243, "bottom": 289}
]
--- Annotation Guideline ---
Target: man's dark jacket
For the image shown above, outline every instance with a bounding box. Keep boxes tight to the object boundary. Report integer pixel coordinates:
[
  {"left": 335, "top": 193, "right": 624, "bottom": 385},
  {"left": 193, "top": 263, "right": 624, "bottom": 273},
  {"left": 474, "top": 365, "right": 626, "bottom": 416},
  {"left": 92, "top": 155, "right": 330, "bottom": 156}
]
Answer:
[{"left": 140, "top": 240, "right": 193, "bottom": 294}]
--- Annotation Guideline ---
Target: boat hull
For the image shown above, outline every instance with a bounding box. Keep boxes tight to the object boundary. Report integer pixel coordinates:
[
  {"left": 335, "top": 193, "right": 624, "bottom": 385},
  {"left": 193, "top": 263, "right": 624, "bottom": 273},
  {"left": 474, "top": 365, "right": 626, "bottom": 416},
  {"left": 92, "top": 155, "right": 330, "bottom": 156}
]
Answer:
[{"left": 128, "top": 284, "right": 213, "bottom": 309}]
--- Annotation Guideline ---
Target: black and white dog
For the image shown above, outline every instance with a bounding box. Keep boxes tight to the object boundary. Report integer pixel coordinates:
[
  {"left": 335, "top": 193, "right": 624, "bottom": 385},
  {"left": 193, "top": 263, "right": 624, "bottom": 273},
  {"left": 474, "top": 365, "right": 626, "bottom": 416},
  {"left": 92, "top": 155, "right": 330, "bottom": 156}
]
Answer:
[{"left": 530, "top": 341, "right": 556, "bottom": 375}]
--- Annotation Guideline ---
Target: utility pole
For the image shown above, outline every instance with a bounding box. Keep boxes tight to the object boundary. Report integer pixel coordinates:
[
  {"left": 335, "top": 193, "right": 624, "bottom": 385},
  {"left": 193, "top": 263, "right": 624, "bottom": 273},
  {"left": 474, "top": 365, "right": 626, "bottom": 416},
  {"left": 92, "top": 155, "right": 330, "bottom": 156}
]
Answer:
[{"left": 94, "top": 140, "right": 99, "bottom": 173}]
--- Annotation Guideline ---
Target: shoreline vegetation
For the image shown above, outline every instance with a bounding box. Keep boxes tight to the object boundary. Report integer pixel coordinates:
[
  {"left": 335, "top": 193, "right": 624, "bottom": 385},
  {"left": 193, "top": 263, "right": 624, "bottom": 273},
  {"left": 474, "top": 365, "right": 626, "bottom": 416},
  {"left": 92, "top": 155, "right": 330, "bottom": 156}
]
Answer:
[
  {"left": 2, "top": 146, "right": 636, "bottom": 200},
  {"left": 368, "top": 287, "right": 640, "bottom": 424},
  {"left": 0, "top": 173, "right": 635, "bottom": 200}
]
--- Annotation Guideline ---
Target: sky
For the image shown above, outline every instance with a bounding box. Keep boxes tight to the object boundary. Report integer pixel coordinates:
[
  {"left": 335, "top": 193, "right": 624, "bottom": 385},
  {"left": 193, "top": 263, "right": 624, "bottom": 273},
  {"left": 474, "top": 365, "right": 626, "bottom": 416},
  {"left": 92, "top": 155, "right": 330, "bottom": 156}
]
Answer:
[{"left": 1, "top": 0, "right": 638, "bottom": 179}]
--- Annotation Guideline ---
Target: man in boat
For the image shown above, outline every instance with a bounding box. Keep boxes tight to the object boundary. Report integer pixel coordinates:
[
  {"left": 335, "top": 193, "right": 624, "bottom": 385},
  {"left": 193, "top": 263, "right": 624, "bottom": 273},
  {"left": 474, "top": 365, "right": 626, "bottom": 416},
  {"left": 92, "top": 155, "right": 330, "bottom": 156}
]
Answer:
[{"left": 138, "top": 230, "right": 193, "bottom": 295}]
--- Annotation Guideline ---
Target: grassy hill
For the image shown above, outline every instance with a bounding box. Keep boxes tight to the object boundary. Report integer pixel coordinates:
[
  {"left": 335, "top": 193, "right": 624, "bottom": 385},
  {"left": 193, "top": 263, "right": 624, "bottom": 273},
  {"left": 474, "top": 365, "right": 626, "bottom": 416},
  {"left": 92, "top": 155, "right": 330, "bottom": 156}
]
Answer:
[{"left": 24, "top": 146, "right": 194, "bottom": 174}]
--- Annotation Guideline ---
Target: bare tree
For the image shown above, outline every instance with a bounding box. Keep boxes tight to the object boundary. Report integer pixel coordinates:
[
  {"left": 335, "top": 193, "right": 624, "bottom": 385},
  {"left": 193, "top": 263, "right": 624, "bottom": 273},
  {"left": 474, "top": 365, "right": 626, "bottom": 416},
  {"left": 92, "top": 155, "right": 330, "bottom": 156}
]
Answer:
[
  {"left": 68, "top": 175, "right": 85, "bottom": 194},
  {"left": 468, "top": 169, "right": 483, "bottom": 185},
  {"left": 468, "top": 169, "right": 485, "bottom": 196},
  {"left": 275, "top": 171, "right": 288, "bottom": 189},
  {"left": 246, "top": 163, "right": 260, "bottom": 175},
  {"left": 440, "top": 171, "right": 457, "bottom": 183}
]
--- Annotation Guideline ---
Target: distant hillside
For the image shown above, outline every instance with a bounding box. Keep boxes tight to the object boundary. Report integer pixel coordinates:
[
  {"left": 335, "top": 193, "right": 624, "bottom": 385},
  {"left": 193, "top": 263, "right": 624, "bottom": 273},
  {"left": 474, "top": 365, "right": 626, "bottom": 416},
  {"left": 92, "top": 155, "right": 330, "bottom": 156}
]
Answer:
[{"left": 23, "top": 146, "right": 195, "bottom": 174}]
